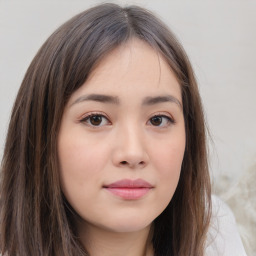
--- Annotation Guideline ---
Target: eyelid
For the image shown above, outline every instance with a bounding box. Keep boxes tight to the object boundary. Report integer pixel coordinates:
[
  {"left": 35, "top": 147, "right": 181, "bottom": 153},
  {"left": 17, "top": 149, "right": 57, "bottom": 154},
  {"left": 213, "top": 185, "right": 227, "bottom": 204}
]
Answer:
[{"left": 150, "top": 112, "right": 175, "bottom": 122}]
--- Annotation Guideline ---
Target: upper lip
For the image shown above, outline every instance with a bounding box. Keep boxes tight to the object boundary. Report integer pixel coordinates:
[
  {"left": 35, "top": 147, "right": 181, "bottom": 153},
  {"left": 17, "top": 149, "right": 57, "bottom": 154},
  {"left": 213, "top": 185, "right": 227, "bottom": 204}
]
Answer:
[{"left": 103, "top": 179, "right": 153, "bottom": 188}]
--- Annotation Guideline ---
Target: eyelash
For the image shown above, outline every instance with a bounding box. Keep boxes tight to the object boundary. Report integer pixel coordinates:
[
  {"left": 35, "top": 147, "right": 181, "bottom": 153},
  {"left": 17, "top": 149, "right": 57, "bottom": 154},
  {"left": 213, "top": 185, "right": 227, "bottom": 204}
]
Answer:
[{"left": 79, "top": 112, "right": 175, "bottom": 128}]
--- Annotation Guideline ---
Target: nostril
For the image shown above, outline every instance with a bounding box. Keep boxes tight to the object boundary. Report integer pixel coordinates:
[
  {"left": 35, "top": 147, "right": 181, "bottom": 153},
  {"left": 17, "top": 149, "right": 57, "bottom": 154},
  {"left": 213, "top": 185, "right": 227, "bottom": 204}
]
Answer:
[{"left": 119, "top": 160, "right": 145, "bottom": 167}]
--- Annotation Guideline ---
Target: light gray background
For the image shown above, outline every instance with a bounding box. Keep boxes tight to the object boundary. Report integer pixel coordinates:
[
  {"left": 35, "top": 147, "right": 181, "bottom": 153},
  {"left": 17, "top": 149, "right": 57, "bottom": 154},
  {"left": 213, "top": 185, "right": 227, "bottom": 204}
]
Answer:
[{"left": 0, "top": 0, "right": 256, "bottom": 253}]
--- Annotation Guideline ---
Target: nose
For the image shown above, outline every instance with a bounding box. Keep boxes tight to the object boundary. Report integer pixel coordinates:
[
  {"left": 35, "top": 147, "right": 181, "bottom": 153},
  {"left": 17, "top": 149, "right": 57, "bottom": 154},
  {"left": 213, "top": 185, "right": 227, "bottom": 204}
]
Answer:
[{"left": 112, "top": 125, "right": 149, "bottom": 169}]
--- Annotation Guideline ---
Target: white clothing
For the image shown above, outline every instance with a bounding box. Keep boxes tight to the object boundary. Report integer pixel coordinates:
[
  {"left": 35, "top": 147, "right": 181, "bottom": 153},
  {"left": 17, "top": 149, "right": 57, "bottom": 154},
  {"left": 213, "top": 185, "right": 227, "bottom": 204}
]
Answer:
[{"left": 206, "top": 195, "right": 247, "bottom": 256}]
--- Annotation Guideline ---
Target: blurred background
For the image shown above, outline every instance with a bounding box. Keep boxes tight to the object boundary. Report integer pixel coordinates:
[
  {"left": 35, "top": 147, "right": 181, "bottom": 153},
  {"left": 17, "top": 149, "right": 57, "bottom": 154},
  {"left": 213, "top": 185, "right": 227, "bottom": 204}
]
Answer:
[{"left": 0, "top": 0, "right": 255, "bottom": 255}]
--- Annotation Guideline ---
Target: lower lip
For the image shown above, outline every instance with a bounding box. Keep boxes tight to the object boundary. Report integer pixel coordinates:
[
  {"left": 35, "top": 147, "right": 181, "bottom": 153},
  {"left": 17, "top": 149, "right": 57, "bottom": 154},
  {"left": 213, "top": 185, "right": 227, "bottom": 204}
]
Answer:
[{"left": 104, "top": 187, "right": 152, "bottom": 200}]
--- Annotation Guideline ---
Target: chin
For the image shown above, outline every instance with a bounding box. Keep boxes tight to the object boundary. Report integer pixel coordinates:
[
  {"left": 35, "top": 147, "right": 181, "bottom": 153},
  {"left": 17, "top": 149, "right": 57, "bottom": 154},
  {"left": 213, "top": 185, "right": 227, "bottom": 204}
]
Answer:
[
  {"left": 97, "top": 215, "right": 153, "bottom": 234},
  {"left": 105, "top": 223, "right": 152, "bottom": 234}
]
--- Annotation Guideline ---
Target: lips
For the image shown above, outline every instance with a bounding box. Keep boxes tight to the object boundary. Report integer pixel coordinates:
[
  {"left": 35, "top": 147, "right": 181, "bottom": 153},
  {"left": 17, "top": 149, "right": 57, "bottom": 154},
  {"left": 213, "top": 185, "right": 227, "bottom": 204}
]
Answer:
[{"left": 103, "top": 179, "right": 153, "bottom": 200}]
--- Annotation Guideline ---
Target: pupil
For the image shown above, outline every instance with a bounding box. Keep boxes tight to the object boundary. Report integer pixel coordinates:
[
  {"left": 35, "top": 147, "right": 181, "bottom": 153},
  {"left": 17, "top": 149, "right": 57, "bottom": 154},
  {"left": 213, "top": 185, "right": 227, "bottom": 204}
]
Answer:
[
  {"left": 151, "top": 116, "right": 162, "bottom": 126},
  {"left": 91, "top": 116, "right": 102, "bottom": 125}
]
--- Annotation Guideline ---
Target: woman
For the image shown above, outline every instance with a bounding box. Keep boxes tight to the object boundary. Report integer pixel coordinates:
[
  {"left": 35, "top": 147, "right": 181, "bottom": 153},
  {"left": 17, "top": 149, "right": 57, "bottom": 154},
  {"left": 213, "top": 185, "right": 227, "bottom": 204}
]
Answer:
[{"left": 0, "top": 3, "right": 245, "bottom": 256}]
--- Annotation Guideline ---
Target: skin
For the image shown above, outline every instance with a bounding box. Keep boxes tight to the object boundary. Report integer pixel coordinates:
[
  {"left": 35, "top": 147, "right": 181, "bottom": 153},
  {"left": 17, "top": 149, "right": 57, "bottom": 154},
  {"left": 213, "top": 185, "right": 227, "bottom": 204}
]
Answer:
[{"left": 58, "top": 39, "right": 186, "bottom": 256}]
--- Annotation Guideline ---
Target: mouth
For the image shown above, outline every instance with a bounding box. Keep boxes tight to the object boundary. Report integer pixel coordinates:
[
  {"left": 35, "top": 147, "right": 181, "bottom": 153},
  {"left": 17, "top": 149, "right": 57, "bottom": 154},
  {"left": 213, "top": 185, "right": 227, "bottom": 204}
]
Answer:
[{"left": 103, "top": 179, "right": 154, "bottom": 200}]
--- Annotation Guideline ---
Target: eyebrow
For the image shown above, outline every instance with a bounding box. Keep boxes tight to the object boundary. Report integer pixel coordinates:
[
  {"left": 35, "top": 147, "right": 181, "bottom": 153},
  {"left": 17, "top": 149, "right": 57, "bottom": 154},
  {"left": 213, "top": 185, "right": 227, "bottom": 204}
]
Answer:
[
  {"left": 70, "top": 93, "right": 182, "bottom": 109},
  {"left": 70, "top": 94, "right": 120, "bottom": 106},
  {"left": 142, "top": 95, "right": 182, "bottom": 108}
]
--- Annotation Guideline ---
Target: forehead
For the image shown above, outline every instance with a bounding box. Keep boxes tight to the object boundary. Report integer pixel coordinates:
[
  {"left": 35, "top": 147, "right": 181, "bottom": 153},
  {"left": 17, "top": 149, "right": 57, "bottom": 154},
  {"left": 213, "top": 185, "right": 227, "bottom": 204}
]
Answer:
[{"left": 70, "top": 38, "right": 181, "bottom": 103}]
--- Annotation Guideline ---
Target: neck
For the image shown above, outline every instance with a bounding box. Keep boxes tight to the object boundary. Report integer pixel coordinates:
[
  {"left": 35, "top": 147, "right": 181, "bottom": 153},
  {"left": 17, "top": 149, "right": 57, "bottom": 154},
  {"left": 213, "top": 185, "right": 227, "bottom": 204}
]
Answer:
[{"left": 77, "top": 222, "right": 154, "bottom": 256}]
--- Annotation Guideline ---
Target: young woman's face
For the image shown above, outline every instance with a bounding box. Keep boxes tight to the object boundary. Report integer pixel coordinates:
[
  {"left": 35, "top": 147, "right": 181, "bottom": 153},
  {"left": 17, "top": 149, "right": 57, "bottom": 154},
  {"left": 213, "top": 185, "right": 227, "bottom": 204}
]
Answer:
[{"left": 58, "top": 39, "right": 186, "bottom": 235}]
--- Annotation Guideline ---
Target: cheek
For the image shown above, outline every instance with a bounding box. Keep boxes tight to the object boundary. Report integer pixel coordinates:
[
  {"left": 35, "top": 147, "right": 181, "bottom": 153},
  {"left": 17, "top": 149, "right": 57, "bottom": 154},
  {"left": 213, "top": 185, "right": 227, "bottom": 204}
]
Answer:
[
  {"left": 151, "top": 135, "right": 185, "bottom": 196},
  {"left": 153, "top": 137, "right": 185, "bottom": 173},
  {"left": 58, "top": 135, "right": 109, "bottom": 176},
  {"left": 57, "top": 134, "right": 111, "bottom": 200}
]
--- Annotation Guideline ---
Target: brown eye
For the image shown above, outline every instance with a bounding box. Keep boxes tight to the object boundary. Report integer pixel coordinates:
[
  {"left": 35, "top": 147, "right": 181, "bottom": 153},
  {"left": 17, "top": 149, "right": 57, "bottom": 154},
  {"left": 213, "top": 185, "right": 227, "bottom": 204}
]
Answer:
[
  {"left": 81, "top": 114, "right": 110, "bottom": 127},
  {"left": 150, "top": 116, "right": 162, "bottom": 126},
  {"left": 148, "top": 115, "right": 174, "bottom": 128},
  {"left": 90, "top": 115, "right": 102, "bottom": 126}
]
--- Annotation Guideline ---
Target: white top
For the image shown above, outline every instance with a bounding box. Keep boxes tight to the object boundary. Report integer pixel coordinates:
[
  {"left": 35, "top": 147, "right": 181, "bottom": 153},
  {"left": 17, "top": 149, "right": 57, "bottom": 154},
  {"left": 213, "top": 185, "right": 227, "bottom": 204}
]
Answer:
[{"left": 206, "top": 195, "right": 247, "bottom": 256}]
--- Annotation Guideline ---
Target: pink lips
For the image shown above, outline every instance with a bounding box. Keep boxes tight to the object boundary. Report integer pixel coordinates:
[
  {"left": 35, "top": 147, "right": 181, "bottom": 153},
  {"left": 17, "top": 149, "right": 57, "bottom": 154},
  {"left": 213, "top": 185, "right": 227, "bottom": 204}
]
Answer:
[{"left": 103, "top": 179, "right": 153, "bottom": 200}]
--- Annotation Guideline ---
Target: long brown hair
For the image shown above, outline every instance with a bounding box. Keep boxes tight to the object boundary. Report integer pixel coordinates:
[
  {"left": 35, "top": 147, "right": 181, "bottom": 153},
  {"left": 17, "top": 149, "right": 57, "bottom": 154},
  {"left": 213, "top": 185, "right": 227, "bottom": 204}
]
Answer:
[{"left": 0, "top": 3, "right": 211, "bottom": 256}]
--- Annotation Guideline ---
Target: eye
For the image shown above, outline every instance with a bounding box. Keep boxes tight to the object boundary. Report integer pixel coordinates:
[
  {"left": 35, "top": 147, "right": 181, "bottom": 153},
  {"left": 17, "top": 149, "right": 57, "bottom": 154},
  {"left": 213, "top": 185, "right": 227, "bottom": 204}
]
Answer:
[
  {"left": 148, "top": 115, "right": 174, "bottom": 127},
  {"left": 80, "top": 113, "right": 110, "bottom": 127}
]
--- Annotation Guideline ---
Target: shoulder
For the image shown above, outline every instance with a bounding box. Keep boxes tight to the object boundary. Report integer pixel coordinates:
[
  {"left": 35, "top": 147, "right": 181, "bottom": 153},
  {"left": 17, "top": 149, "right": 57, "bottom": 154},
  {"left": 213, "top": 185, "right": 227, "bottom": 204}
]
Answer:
[{"left": 205, "top": 195, "right": 247, "bottom": 256}]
